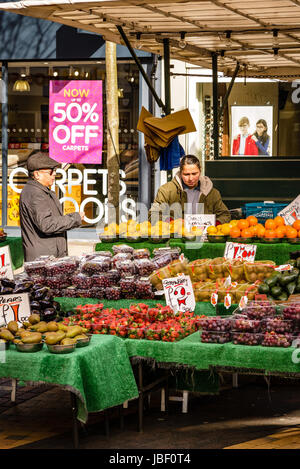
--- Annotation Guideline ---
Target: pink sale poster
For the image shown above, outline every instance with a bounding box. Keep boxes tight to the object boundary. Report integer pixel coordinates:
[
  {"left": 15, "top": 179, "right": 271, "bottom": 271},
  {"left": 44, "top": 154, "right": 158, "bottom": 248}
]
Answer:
[{"left": 49, "top": 80, "right": 103, "bottom": 164}]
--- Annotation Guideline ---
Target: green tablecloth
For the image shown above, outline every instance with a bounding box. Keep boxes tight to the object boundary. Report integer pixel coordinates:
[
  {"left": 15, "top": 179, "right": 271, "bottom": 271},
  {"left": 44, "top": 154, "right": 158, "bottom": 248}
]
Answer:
[
  {"left": 95, "top": 239, "right": 300, "bottom": 266},
  {"left": 0, "top": 334, "right": 138, "bottom": 423},
  {"left": 0, "top": 237, "right": 24, "bottom": 270},
  {"left": 125, "top": 331, "right": 300, "bottom": 376}
]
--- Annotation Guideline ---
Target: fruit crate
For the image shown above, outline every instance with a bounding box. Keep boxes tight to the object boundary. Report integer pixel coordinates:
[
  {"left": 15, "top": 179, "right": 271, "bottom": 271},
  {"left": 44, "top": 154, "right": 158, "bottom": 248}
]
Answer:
[{"left": 242, "top": 202, "right": 288, "bottom": 224}]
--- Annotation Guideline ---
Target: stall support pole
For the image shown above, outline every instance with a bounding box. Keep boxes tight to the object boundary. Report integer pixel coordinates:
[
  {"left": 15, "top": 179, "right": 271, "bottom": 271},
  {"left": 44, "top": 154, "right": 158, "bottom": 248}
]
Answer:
[
  {"left": 163, "top": 38, "right": 172, "bottom": 182},
  {"left": 219, "top": 62, "right": 240, "bottom": 121},
  {"left": 70, "top": 392, "right": 79, "bottom": 449},
  {"left": 212, "top": 53, "right": 219, "bottom": 160},
  {"left": 1, "top": 61, "right": 8, "bottom": 227}
]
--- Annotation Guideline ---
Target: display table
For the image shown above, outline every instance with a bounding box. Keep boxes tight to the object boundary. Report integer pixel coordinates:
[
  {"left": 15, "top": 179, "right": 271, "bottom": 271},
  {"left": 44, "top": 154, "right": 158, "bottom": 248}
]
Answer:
[
  {"left": 124, "top": 331, "right": 300, "bottom": 376},
  {"left": 95, "top": 239, "right": 300, "bottom": 266},
  {"left": 0, "top": 237, "right": 24, "bottom": 270},
  {"left": 0, "top": 334, "right": 138, "bottom": 424}
]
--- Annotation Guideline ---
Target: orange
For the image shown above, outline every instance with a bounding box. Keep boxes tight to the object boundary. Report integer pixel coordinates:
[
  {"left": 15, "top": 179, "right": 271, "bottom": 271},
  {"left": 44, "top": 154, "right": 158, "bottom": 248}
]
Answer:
[
  {"left": 286, "top": 226, "right": 298, "bottom": 238},
  {"left": 274, "top": 215, "right": 285, "bottom": 227},
  {"left": 256, "top": 225, "right": 266, "bottom": 238},
  {"left": 250, "top": 225, "right": 259, "bottom": 237},
  {"left": 246, "top": 215, "right": 258, "bottom": 226},
  {"left": 264, "top": 229, "right": 277, "bottom": 238},
  {"left": 298, "top": 230, "right": 300, "bottom": 238},
  {"left": 265, "top": 219, "right": 277, "bottom": 230},
  {"left": 237, "top": 219, "right": 249, "bottom": 230},
  {"left": 292, "top": 219, "right": 300, "bottom": 231},
  {"left": 230, "top": 227, "right": 241, "bottom": 238},
  {"left": 247, "top": 226, "right": 255, "bottom": 237},
  {"left": 275, "top": 226, "right": 286, "bottom": 238},
  {"left": 241, "top": 228, "right": 252, "bottom": 238}
]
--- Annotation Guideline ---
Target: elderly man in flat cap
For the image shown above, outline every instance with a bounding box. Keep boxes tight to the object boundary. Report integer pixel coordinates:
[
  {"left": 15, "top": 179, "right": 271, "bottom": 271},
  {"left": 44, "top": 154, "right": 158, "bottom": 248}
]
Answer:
[{"left": 19, "top": 151, "right": 85, "bottom": 261}]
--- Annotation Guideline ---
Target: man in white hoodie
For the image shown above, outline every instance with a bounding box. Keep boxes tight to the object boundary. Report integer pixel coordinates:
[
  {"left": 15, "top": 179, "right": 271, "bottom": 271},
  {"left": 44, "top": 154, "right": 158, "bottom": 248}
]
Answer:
[{"left": 149, "top": 155, "right": 230, "bottom": 224}]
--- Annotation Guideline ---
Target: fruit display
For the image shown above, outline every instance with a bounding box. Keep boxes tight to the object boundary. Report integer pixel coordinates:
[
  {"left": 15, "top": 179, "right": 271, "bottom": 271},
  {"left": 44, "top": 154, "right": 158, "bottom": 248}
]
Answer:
[
  {"left": 257, "top": 262, "right": 300, "bottom": 301},
  {"left": 206, "top": 216, "right": 300, "bottom": 244},
  {"left": 65, "top": 303, "right": 203, "bottom": 342},
  {"left": 231, "top": 316, "right": 261, "bottom": 332},
  {"left": 200, "top": 330, "right": 231, "bottom": 344},
  {"left": 199, "top": 300, "right": 300, "bottom": 348},
  {"left": 231, "top": 332, "right": 262, "bottom": 346},
  {"left": 100, "top": 219, "right": 202, "bottom": 242},
  {"left": 0, "top": 313, "right": 90, "bottom": 353},
  {"left": 186, "top": 259, "right": 211, "bottom": 282},
  {"left": 261, "top": 331, "right": 294, "bottom": 348},
  {"left": 198, "top": 316, "right": 231, "bottom": 331},
  {"left": 244, "top": 260, "right": 276, "bottom": 283}
]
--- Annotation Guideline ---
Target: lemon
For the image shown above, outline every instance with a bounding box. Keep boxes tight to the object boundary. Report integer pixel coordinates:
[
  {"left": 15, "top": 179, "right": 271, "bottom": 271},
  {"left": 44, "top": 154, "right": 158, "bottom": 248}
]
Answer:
[{"left": 207, "top": 226, "right": 218, "bottom": 235}]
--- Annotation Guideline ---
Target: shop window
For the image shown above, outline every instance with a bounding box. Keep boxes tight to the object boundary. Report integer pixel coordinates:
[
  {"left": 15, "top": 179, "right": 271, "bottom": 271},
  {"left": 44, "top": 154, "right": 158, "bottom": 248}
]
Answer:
[{"left": 1, "top": 62, "right": 140, "bottom": 227}]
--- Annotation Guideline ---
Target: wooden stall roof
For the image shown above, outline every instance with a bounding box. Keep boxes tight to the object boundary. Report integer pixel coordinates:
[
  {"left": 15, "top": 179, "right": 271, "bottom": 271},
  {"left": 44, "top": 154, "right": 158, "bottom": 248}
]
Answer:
[{"left": 2, "top": 0, "right": 300, "bottom": 78}]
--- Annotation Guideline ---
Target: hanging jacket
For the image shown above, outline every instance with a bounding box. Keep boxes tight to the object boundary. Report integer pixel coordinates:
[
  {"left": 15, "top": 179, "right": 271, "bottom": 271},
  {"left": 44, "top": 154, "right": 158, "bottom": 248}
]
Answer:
[
  {"left": 148, "top": 172, "right": 231, "bottom": 224},
  {"left": 19, "top": 178, "right": 82, "bottom": 261}
]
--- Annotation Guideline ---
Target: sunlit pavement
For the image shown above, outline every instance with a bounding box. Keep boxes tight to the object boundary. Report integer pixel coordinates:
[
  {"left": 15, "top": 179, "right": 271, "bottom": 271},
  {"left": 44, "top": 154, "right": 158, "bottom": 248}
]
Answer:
[{"left": 1, "top": 375, "right": 300, "bottom": 449}]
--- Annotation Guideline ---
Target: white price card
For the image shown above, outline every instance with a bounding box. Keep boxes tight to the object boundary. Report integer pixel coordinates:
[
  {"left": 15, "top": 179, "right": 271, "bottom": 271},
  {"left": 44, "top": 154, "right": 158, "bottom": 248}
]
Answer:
[
  {"left": 162, "top": 274, "right": 195, "bottom": 314},
  {"left": 224, "top": 241, "right": 257, "bottom": 262},
  {"left": 184, "top": 214, "right": 216, "bottom": 236},
  {"left": 278, "top": 194, "right": 300, "bottom": 225},
  {"left": 0, "top": 246, "right": 14, "bottom": 281},
  {"left": 0, "top": 293, "right": 31, "bottom": 326}
]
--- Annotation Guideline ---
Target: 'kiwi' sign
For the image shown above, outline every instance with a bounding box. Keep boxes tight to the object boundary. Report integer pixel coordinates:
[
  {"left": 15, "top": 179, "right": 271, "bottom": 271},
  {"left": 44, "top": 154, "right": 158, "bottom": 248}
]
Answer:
[
  {"left": 0, "top": 293, "right": 30, "bottom": 326},
  {"left": 0, "top": 246, "right": 14, "bottom": 281}
]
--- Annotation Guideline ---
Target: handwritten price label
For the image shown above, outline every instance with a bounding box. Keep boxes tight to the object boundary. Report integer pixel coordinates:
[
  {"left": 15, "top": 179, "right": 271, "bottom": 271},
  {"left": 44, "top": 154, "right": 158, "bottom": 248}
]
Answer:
[
  {"left": 0, "top": 293, "right": 30, "bottom": 326},
  {"left": 0, "top": 246, "right": 14, "bottom": 281},
  {"left": 224, "top": 242, "right": 257, "bottom": 262}
]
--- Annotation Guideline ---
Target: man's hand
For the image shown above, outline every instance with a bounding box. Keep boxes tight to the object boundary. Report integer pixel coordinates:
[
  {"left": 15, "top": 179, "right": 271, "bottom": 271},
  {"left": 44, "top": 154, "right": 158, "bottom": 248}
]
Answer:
[{"left": 80, "top": 211, "right": 85, "bottom": 221}]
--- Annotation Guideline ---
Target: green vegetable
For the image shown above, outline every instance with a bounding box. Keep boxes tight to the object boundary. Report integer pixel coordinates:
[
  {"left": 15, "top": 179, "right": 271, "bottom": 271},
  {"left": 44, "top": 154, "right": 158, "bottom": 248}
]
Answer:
[
  {"left": 270, "top": 286, "right": 282, "bottom": 298},
  {"left": 295, "top": 284, "right": 300, "bottom": 294},
  {"left": 279, "top": 271, "right": 298, "bottom": 286},
  {"left": 286, "top": 282, "right": 296, "bottom": 296},
  {"left": 258, "top": 283, "right": 270, "bottom": 295},
  {"left": 277, "top": 292, "right": 288, "bottom": 302},
  {"left": 265, "top": 272, "right": 281, "bottom": 288}
]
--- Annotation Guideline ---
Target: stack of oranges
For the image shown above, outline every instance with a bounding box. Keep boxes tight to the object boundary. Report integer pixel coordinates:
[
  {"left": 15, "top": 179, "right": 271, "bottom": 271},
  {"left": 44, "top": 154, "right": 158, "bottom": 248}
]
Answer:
[{"left": 229, "top": 216, "right": 300, "bottom": 240}]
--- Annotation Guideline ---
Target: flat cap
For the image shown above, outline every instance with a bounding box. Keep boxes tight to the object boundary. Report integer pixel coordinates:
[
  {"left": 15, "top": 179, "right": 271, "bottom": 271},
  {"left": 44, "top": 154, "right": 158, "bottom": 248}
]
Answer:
[{"left": 27, "top": 152, "right": 60, "bottom": 172}]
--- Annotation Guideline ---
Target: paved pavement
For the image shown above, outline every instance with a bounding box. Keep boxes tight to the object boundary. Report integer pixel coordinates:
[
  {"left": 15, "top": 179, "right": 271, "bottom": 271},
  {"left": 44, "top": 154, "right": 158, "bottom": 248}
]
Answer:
[{"left": 1, "top": 374, "right": 300, "bottom": 449}]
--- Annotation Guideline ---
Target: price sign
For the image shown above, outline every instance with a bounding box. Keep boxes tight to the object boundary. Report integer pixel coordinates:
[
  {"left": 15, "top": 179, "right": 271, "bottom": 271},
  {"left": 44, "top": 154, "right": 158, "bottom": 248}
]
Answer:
[
  {"left": 224, "top": 241, "right": 257, "bottom": 262},
  {"left": 0, "top": 293, "right": 30, "bottom": 327},
  {"left": 184, "top": 214, "right": 216, "bottom": 239},
  {"left": 278, "top": 194, "right": 300, "bottom": 225},
  {"left": 162, "top": 274, "right": 195, "bottom": 313},
  {"left": 0, "top": 246, "right": 14, "bottom": 281},
  {"left": 49, "top": 80, "right": 103, "bottom": 164}
]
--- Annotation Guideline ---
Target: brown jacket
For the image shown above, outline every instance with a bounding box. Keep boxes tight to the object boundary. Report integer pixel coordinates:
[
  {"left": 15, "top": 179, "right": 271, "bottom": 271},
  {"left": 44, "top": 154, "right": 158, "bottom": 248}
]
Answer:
[
  {"left": 19, "top": 178, "right": 82, "bottom": 261},
  {"left": 149, "top": 172, "right": 231, "bottom": 224}
]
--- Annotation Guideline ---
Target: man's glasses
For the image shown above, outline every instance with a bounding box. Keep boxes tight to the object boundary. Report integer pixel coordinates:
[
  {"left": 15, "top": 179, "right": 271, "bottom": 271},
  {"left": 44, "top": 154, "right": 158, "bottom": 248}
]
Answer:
[{"left": 39, "top": 169, "right": 56, "bottom": 176}]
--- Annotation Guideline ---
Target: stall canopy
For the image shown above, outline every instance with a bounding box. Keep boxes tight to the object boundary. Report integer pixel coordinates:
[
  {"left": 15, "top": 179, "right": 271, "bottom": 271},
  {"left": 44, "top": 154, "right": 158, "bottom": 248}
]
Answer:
[{"left": 2, "top": 0, "right": 300, "bottom": 79}]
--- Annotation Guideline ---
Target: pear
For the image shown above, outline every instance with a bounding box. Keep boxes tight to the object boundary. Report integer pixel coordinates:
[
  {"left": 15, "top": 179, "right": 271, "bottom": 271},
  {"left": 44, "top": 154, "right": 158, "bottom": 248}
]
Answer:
[
  {"left": 47, "top": 322, "right": 59, "bottom": 332},
  {"left": 28, "top": 313, "right": 40, "bottom": 325},
  {"left": 57, "top": 323, "right": 68, "bottom": 332},
  {"left": 45, "top": 331, "right": 66, "bottom": 345},
  {"left": 0, "top": 329, "right": 14, "bottom": 342},
  {"left": 66, "top": 326, "right": 83, "bottom": 338},
  {"left": 36, "top": 323, "right": 49, "bottom": 333},
  {"left": 74, "top": 334, "right": 88, "bottom": 341},
  {"left": 21, "top": 332, "right": 42, "bottom": 344},
  {"left": 61, "top": 338, "right": 76, "bottom": 346},
  {"left": 7, "top": 321, "right": 18, "bottom": 334}
]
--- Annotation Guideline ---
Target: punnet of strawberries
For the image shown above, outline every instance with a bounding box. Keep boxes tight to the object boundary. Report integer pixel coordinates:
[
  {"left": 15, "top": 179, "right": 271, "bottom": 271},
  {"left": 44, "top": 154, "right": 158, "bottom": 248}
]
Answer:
[{"left": 63, "top": 303, "right": 205, "bottom": 342}]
